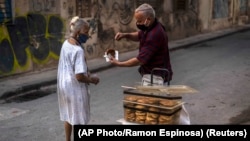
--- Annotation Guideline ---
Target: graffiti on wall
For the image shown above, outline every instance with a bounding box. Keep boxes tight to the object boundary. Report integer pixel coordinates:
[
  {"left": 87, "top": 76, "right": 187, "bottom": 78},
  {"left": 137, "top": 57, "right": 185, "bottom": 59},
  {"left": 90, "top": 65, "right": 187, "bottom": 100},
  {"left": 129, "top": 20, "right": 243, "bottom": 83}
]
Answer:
[
  {"left": 90, "top": 0, "right": 169, "bottom": 54},
  {"left": 0, "top": 13, "right": 64, "bottom": 75},
  {"left": 0, "top": 0, "right": 202, "bottom": 76},
  {"left": 80, "top": 0, "right": 138, "bottom": 58},
  {"left": 112, "top": 0, "right": 134, "bottom": 25},
  {"left": 87, "top": 0, "right": 200, "bottom": 54},
  {"left": 213, "top": 0, "right": 229, "bottom": 19}
]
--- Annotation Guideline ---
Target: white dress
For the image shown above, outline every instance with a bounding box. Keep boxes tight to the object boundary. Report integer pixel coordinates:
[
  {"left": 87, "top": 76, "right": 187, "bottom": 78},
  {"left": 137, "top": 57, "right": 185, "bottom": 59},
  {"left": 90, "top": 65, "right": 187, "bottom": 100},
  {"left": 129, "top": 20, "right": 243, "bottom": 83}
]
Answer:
[{"left": 57, "top": 40, "right": 90, "bottom": 125}]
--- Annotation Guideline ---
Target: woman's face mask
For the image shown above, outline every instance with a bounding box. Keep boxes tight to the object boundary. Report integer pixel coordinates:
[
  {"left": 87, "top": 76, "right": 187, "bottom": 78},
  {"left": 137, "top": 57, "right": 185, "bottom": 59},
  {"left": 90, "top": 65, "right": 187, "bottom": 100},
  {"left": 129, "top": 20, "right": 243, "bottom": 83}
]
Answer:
[{"left": 78, "top": 34, "right": 89, "bottom": 44}]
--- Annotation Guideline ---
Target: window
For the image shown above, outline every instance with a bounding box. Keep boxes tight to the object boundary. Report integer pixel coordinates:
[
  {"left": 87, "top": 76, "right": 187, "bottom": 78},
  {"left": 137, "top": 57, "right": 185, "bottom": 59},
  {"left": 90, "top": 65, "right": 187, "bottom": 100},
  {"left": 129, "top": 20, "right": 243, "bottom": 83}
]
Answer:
[
  {"left": 240, "top": 0, "right": 248, "bottom": 15},
  {"left": 0, "top": 0, "right": 12, "bottom": 24},
  {"left": 136, "top": 0, "right": 164, "bottom": 15},
  {"left": 76, "top": 0, "right": 91, "bottom": 18},
  {"left": 173, "top": 0, "right": 188, "bottom": 11},
  {"left": 136, "top": 0, "right": 159, "bottom": 9},
  {"left": 213, "top": 0, "right": 229, "bottom": 19}
]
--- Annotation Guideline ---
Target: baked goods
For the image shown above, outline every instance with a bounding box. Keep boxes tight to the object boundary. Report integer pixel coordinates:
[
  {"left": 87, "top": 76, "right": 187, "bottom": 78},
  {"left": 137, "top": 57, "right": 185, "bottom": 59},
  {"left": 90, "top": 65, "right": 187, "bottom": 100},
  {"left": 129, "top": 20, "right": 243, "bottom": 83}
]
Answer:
[
  {"left": 158, "top": 115, "right": 174, "bottom": 124},
  {"left": 146, "top": 98, "right": 159, "bottom": 105},
  {"left": 135, "top": 104, "right": 147, "bottom": 110},
  {"left": 123, "top": 94, "right": 182, "bottom": 125},
  {"left": 135, "top": 111, "right": 146, "bottom": 124},
  {"left": 124, "top": 95, "right": 138, "bottom": 102},
  {"left": 148, "top": 107, "right": 160, "bottom": 113},
  {"left": 124, "top": 95, "right": 138, "bottom": 107},
  {"left": 159, "top": 99, "right": 181, "bottom": 114},
  {"left": 106, "top": 48, "right": 116, "bottom": 58},
  {"left": 135, "top": 98, "right": 149, "bottom": 110},
  {"left": 145, "top": 116, "right": 158, "bottom": 125},
  {"left": 159, "top": 99, "right": 179, "bottom": 107},
  {"left": 124, "top": 108, "right": 136, "bottom": 122},
  {"left": 145, "top": 107, "right": 159, "bottom": 125},
  {"left": 158, "top": 110, "right": 181, "bottom": 125}
]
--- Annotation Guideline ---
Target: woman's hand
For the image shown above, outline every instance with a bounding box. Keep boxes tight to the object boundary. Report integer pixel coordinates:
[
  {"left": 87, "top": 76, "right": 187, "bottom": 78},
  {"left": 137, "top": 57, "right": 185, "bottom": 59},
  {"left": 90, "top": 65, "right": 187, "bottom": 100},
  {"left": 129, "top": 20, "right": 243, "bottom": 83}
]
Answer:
[
  {"left": 76, "top": 73, "right": 99, "bottom": 85},
  {"left": 89, "top": 75, "right": 100, "bottom": 85}
]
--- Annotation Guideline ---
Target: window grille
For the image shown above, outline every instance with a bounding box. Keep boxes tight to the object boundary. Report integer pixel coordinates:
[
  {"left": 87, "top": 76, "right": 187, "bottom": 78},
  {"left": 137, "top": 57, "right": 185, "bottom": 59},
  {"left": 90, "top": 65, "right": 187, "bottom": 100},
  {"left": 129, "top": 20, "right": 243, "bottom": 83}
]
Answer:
[
  {"left": 0, "top": 0, "right": 12, "bottom": 24},
  {"left": 173, "top": 0, "right": 187, "bottom": 11},
  {"left": 76, "top": 0, "right": 91, "bottom": 18}
]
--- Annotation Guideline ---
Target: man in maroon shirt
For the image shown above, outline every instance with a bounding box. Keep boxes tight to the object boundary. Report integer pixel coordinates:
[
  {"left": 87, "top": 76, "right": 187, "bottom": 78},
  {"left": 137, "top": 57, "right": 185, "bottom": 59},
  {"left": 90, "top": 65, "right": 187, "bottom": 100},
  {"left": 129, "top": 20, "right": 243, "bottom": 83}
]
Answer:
[
  {"left": 110, "top": 3, "right": 190, "bottom": 125},
  {"left": 110, "top": 3, "right": 172, "bottom": 84}
]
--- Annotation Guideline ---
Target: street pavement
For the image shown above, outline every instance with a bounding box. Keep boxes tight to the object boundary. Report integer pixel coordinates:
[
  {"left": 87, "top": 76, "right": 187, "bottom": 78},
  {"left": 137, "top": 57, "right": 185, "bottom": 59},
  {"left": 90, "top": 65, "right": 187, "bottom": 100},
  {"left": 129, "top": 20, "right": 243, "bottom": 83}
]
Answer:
[{"left": 0, "top": 24, "right": 250, "bottom": 100}]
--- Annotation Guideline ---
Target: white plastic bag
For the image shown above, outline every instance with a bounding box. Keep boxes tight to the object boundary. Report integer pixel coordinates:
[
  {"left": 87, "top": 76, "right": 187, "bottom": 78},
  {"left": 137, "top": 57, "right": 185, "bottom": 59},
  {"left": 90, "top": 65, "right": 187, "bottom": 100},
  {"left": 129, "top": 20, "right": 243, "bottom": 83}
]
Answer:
[{"left": 141, "top": 74, "right": 164, "bottom": 86}]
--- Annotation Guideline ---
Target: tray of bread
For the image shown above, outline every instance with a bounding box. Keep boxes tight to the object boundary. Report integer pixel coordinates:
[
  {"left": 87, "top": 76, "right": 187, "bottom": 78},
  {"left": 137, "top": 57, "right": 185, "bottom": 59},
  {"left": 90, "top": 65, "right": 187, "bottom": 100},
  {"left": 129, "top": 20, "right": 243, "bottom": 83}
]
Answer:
[
  {"left": 135, "top": 85, "right": 198, "bottom": 94},
  {"left": 123, "top": 94, "right": 183, "bottom": 125},
  {"left": 123, "top": 88, "right": 183, "bottom": 99}
]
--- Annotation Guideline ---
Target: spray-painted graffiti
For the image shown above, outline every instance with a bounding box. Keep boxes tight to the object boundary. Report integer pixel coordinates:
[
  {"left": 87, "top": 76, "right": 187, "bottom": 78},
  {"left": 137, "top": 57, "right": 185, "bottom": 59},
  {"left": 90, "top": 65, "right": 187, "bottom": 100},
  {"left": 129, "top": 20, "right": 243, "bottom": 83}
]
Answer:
[
  {"left": 0, "top": 13, "right": 64, "bottom": 75},
  {"left": 0, "top": 39, "right": 14, "bottom": 73},
  {"left": 112, "top": 1, "right": 134, "bottom": 25},
  {"left": 89, "top": 0, "right": 138, "bottom": 55}
]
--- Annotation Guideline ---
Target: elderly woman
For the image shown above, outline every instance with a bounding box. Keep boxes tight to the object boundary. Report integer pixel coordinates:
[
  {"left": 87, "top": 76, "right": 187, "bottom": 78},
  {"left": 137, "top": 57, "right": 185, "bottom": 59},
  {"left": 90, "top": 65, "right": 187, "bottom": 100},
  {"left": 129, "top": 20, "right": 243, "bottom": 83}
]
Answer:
[{"left": 57, "top": 16, "right": 99, "bottom": 141}]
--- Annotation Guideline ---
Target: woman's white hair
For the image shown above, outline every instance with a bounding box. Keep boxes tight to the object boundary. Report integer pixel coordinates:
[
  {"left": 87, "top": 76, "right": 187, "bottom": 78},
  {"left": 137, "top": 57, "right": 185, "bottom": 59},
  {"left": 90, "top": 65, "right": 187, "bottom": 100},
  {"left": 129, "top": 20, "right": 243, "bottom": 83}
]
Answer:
[
  {"left": 69, "top": 16, "right": 89, "bottom": 36},
  {"left": 135, "top": 3, "right": 155, "bottom": 18}
]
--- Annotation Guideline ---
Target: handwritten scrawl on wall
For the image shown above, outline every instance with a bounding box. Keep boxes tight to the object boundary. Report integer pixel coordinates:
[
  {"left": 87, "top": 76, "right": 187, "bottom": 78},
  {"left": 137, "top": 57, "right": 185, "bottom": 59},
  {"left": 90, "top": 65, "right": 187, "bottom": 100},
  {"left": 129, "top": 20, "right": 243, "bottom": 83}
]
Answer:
[{"left": 0, "top": 14, "right": 64, "bottom": 75}]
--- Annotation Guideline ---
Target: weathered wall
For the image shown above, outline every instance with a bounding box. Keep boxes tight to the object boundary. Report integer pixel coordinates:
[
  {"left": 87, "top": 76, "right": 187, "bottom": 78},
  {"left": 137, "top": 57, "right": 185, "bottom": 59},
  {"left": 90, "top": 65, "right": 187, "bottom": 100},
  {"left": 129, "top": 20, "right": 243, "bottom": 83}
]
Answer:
[
  {"left": 206, "top": 0, "right": 249, "bottom": 31},
  {"left": 0, "top": 0, "right": 249, "bottom": 78},
  {"left": 0, "top": 0, "right": 65, "bottom": 77},
  {"left": 237, "top": 0, "right": 249, "bottom": 25}
]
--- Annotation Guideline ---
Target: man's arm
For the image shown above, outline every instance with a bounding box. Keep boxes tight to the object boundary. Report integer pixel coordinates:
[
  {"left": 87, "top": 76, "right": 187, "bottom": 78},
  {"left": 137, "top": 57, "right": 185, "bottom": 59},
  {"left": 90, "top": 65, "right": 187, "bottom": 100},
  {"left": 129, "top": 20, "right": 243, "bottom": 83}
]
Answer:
[
  {"left": 115, "top": 32, "right": 139, "bottom": 41},
  {"left": 110, "top": 57, "right": 141, "bottom": 67}
]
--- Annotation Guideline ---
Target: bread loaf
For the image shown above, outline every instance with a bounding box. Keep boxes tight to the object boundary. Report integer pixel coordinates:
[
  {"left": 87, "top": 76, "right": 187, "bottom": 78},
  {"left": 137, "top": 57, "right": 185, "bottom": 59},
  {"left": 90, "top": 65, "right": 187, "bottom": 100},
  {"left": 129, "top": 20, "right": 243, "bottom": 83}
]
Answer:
[{"left": 106, "top": 48, "right": 116, "bottom": 58}]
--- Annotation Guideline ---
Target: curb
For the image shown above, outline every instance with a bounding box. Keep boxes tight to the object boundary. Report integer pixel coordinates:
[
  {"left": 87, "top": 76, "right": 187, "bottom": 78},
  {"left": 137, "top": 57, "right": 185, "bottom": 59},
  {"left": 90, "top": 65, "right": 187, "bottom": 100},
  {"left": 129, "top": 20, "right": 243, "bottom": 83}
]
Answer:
[
  {"left": 0, "top": 79, "right": 57, "bottom": 99},
  {"left": 168, "top": 25, "right": 250, "bottom": 51}
]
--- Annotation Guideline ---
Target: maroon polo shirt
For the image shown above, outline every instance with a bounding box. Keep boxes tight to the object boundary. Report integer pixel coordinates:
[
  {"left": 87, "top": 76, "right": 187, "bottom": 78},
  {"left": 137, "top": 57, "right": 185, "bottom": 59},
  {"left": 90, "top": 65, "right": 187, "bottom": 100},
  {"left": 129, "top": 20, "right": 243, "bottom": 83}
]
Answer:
[{"left": 137, "top": 19, "right": 173, "bottom": 82}]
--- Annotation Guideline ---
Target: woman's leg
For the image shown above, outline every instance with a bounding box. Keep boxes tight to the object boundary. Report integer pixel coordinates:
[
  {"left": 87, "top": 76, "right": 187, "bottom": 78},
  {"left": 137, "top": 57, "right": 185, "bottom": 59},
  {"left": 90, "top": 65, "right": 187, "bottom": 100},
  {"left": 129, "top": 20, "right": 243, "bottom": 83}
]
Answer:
[{"left": 64, "top": 121, "right": 72, "bottom": 141}]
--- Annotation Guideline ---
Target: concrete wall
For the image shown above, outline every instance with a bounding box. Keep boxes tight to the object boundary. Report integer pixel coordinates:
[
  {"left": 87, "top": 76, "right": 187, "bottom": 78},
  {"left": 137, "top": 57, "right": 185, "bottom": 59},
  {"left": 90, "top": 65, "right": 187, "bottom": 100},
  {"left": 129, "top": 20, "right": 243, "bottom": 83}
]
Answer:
[
  {"left": 204, "top": 0, "right": 249, "bottom": 31},
  {"left": 0, "top": 0, "right": 249, "bottom": 78}
]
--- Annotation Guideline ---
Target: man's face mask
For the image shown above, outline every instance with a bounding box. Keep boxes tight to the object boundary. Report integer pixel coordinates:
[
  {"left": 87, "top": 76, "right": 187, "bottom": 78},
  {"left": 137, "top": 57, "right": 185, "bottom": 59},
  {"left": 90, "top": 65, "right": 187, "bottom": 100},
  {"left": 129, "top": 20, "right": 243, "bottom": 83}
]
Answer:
[
  {"left": 78, "top": 34, "right": 89, "bottom": 44},
  {"left": 136, "top": 18, "right": 148, "bottom": 31}
]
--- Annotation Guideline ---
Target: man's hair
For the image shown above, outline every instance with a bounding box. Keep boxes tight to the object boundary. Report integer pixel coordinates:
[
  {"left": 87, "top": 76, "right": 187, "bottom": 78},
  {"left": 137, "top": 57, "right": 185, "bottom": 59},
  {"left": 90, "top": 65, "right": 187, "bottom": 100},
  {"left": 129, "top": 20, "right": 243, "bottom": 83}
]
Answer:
[
  {"left": 69, "top": 16, "right": 89, "bottom": 36},
  {"left": 135, "top": 3, "right": 155, "bottom": 18}
]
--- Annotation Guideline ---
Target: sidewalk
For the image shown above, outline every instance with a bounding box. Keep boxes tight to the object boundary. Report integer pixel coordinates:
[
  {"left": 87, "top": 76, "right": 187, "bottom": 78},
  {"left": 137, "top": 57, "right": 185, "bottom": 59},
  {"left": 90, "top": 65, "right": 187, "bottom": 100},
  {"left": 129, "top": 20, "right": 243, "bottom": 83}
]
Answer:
[{"left": 1, "top": 24, "right": 250, "bottom": 99}]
